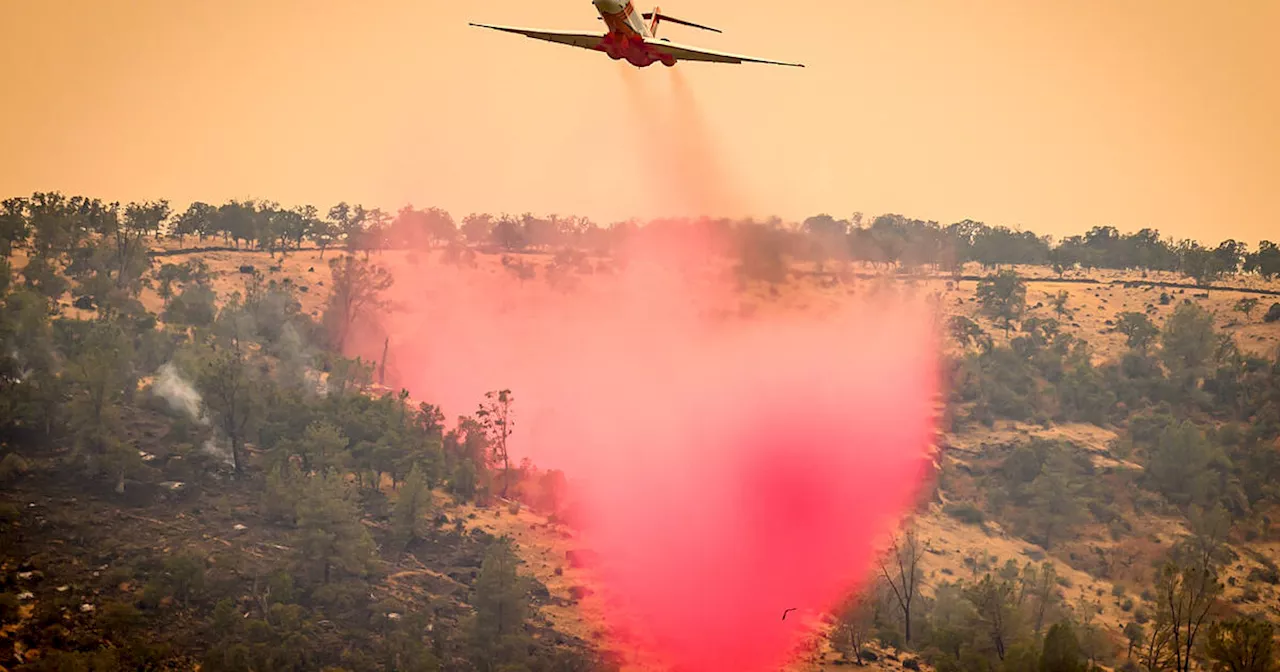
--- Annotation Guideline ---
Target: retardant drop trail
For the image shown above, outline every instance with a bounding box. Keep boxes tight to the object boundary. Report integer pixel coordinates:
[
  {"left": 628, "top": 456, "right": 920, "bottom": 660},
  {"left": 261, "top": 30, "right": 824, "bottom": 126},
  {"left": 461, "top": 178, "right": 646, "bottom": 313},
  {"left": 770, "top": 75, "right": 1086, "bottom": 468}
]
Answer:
[{"left": 350, "top": 238, "right": 941, "bottom": 671}]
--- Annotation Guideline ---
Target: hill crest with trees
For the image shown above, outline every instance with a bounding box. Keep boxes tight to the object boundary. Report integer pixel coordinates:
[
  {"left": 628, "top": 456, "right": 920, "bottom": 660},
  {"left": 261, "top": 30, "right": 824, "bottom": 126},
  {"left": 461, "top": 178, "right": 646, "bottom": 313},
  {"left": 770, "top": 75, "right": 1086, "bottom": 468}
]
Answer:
[{"left": 2, "top": 191, "right": 1279, "bottom": 672}]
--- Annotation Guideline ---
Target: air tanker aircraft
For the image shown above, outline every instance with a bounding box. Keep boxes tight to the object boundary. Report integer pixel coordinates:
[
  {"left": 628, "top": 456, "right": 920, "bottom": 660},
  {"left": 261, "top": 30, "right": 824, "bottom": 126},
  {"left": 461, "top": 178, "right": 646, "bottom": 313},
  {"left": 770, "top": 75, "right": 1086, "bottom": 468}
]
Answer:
[{"left": 469, "top": 0, "right": 804, "bottom": 68}]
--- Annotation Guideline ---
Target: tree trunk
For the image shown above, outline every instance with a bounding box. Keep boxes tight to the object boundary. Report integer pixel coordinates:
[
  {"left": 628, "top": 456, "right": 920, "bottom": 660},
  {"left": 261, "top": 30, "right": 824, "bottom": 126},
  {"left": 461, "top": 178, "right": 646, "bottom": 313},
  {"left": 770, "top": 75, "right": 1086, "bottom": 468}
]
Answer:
[
  {"left": 904, "top": 605, "right": 912, "bottom": 644},
  {"left": 502, "top": 451, "right": 510, "bottom": 499},
  {"left": 379, "top": 338, "right": 389, "bottom": 385}
]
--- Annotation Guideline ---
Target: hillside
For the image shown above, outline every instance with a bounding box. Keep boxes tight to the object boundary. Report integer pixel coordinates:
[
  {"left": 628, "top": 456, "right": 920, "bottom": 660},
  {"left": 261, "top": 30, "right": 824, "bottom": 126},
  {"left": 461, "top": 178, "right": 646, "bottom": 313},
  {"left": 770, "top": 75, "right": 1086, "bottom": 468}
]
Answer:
[{"left": 3, "top": 202, "right": 1280, "bottom": 672}]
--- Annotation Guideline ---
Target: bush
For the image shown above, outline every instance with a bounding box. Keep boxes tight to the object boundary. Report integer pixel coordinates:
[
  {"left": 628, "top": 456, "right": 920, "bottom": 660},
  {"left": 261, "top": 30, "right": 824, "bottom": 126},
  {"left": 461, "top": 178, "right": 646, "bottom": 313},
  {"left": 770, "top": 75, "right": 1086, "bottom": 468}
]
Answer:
[
  {"left": 0, "top": 453, "right": 29, "bottom": 482},
  {"left": 877, "top": 627, "right": 905, "bottom": 651},
  {"left": 1246, "top": 566, "right": 1279, "bottom": 585},
  {"left": 1112, "top": 584, "right": 1125, "bottom": 597},
  {"left": 943, "top": 502, "right": 986, "bottom": 525},
  {"left": 1121, "top": 598, "right": 1135, "bottom": 612},
  {"left": 1264, "top": 302, "right": 1280, "bottom": 323}
]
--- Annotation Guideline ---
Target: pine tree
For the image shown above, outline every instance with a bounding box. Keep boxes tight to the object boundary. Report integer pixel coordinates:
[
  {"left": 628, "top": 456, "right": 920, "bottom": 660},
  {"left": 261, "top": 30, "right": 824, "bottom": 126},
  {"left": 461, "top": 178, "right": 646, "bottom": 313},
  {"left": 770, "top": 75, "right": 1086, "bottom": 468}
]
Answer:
[
  {"left": 294, "top": 472, "right": 375, "bottom": 585},
  {"left": 393, "top": 463, "right": 431, "bottom": 552}
]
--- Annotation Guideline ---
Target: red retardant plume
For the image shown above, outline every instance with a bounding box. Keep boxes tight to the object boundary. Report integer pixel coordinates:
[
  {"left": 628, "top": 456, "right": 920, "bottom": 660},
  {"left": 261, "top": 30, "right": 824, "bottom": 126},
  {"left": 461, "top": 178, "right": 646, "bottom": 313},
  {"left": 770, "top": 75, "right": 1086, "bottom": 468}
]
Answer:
[{"left": 350, "top": 238, "right": 941, "bottom": 672}]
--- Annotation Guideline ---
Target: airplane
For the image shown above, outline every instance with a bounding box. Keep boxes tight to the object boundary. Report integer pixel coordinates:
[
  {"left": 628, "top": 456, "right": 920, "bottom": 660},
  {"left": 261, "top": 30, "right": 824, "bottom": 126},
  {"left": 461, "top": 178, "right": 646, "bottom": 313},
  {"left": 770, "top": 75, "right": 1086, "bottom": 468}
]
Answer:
[{"left": 469, "top": 0, "right": 804, "bottom": 69}]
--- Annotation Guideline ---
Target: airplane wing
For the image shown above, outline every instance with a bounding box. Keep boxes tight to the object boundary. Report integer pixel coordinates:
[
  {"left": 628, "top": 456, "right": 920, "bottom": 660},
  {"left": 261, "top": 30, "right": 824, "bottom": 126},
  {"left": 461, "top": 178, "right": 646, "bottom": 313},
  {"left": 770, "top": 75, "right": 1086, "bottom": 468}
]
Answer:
[
  {"left": 644, "top": 37, "right": 804, "bottom": 67},
  {"left": 468, "top": 23, "right": 605, "bottom": 52}
]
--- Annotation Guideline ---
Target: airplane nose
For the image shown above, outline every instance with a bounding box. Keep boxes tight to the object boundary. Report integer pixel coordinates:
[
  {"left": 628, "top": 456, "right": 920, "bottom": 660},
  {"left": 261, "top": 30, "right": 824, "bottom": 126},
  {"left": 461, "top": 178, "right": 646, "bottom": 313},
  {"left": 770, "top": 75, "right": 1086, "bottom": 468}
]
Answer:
[{"left": 593, "top": 0, "right": 623, "bottom": 12}]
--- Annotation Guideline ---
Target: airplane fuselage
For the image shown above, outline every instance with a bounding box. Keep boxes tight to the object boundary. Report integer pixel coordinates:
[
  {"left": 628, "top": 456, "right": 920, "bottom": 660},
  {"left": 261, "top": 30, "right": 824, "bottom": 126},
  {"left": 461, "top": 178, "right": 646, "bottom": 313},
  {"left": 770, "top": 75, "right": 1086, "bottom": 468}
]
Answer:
[
  {"left": 468, "top": 2, "right": 803, "bottom": 68},
  {"left": 592, "top": 0, "right": 675, "bottom": 67}
]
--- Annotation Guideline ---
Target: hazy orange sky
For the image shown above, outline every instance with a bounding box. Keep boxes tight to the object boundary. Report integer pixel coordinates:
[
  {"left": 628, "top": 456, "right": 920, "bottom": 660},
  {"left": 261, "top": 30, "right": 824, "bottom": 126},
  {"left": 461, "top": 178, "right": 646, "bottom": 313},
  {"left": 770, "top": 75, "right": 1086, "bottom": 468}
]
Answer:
[{"left": 2, "top": 0, "right": 1276, "bottom": 243}]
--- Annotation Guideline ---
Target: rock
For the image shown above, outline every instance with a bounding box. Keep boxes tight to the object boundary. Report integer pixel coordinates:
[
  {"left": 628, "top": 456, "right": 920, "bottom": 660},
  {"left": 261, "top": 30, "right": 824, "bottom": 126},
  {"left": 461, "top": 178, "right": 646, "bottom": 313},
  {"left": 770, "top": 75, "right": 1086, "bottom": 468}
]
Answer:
[{"left": 528, "top": 580, "right": 551, "bottom": 601}]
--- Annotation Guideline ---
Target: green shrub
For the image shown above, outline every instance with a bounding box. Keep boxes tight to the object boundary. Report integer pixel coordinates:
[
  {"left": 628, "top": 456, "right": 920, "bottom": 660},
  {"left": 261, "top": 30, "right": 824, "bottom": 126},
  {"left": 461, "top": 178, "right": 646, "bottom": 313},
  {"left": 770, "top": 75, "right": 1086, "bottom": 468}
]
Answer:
[
  {"left": 0, "top": 453, "right": 29, "bottom": 482},
  {"left": 0, "top": 503, "right": 19, "bottom": 524},
  {"left": 943, "top": 502, "right": 986, "bottom": 525},
  {"left": 1263, "top": 302, "right": 1280, "bottom": 323}
]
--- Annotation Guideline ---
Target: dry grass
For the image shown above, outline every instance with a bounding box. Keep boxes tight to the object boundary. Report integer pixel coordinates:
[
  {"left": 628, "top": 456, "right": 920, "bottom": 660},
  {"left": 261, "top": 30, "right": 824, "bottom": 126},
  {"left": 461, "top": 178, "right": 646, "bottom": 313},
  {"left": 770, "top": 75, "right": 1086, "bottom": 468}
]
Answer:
[{"left": 8, "top": 241, "right": 1280, "bottom": 669}]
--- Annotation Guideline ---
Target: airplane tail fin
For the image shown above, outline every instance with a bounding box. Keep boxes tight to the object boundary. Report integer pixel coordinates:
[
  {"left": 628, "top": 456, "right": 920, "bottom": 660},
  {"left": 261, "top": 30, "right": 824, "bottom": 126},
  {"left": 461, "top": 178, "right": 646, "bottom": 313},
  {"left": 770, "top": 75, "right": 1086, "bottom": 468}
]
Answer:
[{"left": 643, "top": 8, "right": 721, "bottom": 37}]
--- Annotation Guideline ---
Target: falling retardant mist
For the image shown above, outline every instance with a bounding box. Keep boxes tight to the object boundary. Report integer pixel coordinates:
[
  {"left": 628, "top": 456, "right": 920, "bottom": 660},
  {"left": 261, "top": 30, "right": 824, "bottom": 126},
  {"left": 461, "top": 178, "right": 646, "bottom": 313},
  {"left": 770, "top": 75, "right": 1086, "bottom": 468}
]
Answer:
[{"left": 352, "top": 237, "right": 942, "bottom": 672}]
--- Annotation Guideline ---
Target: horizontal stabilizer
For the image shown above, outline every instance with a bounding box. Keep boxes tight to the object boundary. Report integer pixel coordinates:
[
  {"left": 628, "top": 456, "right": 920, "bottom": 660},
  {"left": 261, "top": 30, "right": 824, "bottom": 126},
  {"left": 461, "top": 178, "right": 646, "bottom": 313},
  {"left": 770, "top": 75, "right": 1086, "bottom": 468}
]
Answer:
[{"left": 642, "top": 12, "right": 721, "bottom": 33}]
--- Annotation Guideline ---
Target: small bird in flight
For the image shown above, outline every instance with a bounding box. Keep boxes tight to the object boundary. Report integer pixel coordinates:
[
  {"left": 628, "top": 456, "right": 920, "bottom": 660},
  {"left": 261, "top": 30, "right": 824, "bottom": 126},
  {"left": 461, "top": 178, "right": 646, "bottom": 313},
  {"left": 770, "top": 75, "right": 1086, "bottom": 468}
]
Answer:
[{"left": 781, "top": 608, "right": 797, "bottom": 621}]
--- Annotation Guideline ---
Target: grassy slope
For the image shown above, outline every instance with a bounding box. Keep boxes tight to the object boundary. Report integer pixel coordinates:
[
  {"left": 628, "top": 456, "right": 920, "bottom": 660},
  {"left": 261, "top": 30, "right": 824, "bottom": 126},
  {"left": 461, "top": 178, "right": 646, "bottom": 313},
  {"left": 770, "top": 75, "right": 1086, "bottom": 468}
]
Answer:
[{"left": 5, "top": 244, "right": 1280, "bottom": 671}]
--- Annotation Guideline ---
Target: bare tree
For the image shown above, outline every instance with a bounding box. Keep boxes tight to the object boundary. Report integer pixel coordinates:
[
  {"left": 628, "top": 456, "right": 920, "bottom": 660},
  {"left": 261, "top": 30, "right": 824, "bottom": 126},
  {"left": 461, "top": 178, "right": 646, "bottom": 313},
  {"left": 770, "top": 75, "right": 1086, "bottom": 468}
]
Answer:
[
  {"left": 477, "top": 389, "right": 515, "bottom": 499},
  {"left": 1017, "top": 560, "right": 1059, "bottom": 634},
  {"left": 878, "top": 525, "right": 923, "bottom": 645},
  {"left": 831, "top": 589, "right": 876, "bottom": 664},
  {"left": 199, "top": 346, "right": 256, "bottom": 474},
  {"left": 964, "top": 573, "right": 1017, "bottom": 660},
  {"left": 1140, "top": 612, "right": 1176, "bottom": 672},
  {"left": 322, "top": 255, "right": 393, "bottom": 352},
  {"left": 1161, "top": 507, "right": 1229, "bottom": 672}
]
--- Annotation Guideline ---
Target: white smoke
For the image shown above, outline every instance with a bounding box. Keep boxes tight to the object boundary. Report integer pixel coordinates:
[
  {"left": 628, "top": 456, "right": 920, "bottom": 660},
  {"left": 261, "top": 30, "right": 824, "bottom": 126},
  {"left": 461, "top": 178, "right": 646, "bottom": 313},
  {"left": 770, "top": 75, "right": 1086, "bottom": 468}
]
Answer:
[
  {"left": 202, "top": 437, "right": 235, "bottom": 467},
  {"left": 151, "top": 362, "right": 235, "bottom": 468},
  {"left": 152, "top": 362, "right": 209, "bottom": 425},
  {"left": 6, "top": 347, "right": 32, "bottom": 382}
]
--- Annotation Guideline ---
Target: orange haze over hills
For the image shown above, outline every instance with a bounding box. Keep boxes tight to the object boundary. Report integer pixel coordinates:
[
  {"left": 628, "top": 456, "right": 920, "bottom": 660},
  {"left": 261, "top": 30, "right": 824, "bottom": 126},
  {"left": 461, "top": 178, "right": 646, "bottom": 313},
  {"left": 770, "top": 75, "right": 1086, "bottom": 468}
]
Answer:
[{"left": 2, "top": 0, "right": 1277, "bottom": 244}]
